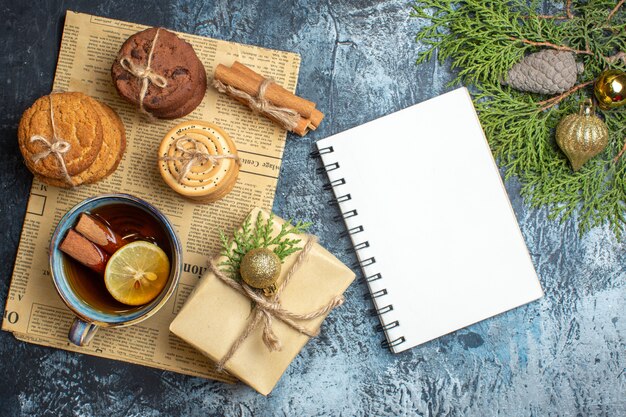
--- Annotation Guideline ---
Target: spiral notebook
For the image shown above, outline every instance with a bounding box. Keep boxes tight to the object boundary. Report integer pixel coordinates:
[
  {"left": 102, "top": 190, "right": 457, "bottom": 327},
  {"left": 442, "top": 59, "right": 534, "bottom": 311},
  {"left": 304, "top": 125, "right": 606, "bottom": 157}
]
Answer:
[{"left": 314, "top": 87, "right": 543, "bottom": 353}]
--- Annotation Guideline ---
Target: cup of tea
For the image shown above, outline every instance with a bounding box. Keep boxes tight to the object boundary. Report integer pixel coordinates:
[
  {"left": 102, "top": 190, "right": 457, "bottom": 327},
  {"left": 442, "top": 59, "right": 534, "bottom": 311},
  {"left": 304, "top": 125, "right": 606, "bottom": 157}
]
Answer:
[{"left": 49, "top": 193, "right": 182, "bottom": 346}]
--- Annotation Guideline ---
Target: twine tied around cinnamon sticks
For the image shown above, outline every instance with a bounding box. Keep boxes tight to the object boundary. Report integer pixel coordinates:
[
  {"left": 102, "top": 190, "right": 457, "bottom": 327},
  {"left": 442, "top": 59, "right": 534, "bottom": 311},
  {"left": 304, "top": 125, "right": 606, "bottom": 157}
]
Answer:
[
  {"left": 213, "top": 78, "right": 301, "bottom": 132},
  {"left": 29, "top": 94, "right": 74, "bottom": 186},
  {"left": 159, "top": 136, "right": 239, "bottom": 183},
  {"left": 212, "top": 62, "right": 325, "bottom": 136},
  {"left": 208, "top": 236, "right": 344, "bottom": 371},
  {"left": 119, "top": 28, "right": 168, "bottom": 117}
]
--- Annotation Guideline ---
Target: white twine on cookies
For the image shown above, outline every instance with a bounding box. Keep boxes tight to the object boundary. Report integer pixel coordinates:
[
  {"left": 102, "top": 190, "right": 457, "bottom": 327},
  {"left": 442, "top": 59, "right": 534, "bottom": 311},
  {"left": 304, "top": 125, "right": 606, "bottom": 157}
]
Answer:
[
  {"left": 212, "top": 78, "right": 301, "bottom": 131},
  {"left": 207, "top": 236, "right": 344, "bottom": 371},
  {"left": 159, "top": 136, "right": 239, "bottom": 183},
  {"left": 29, "top": 94, "right": 74, "bottom": 186},
  {"left": 119, "top": 28, "right": 168, "bottom": 118}
]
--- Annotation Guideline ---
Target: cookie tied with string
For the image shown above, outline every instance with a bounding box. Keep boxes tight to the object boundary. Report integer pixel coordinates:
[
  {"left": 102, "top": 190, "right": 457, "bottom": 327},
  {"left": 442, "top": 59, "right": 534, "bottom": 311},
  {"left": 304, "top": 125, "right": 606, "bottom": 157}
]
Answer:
[
  {"left": 19, "top": 92, "right": 103, "bottom": 182},
  {"left": 111, "top": 27, "right": 207, "bottom": 119},
  {"left": 18, "top": 92, "right": 127, "bottom": 188},
  {"left": 158, "top": 121, "right": 240, "bottom": 203}
]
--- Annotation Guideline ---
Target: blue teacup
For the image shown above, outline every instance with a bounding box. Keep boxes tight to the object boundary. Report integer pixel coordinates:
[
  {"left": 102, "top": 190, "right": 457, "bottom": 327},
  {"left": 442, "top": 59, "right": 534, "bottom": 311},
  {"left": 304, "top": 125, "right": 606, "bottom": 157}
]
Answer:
[{"left": 49, "top": 193, "right": 182, "bottom": 346}]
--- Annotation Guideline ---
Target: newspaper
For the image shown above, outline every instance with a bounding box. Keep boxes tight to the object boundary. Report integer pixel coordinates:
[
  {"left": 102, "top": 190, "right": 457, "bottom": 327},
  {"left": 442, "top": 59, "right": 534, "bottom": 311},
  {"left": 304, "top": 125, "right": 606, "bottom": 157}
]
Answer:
[{"left": 2, "top": 11, "right": 301, "bottom": 383}]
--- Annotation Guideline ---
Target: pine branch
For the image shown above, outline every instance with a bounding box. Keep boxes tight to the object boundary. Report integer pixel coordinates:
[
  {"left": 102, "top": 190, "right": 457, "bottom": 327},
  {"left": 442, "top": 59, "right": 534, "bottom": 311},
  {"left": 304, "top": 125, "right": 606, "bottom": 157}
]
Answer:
[
  {"left": 608, "top": 0, "right": 625, "bottom": 22},
  {"left": 538, "top": 80, "right": 594, "bottom": 111},
  {"left": 566, "top": 0, "right": 574, "bottom": 19},
  {"left": 521, "top": 0, "right": 573, "bottom": 20},
  {"left": 412, "top": 0, "right": 626, "bottom": 238},
  {"left": 217, "top": 212, "right": 311, "bottom": 280},
  {"left": 606, "top": 51, "right": 626, "bottom": 65},
  {"left": 508, "top": 36, "right": 592, "bottom": 54},
  {"left": 614, "top": 137, "right": 626, "bottom": 162}
]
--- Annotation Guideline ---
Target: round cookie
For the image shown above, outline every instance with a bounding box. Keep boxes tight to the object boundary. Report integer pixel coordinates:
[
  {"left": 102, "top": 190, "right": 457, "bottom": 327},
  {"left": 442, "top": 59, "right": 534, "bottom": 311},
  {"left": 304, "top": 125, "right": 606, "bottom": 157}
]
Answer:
[
  {"left": 158, "top": 121, "right": 240, "bottom": 202},
  {"left": 35, "top": 99, "right": 127, "bottom": 188},
  {"left": 150, "top": 55, "right": 207, "bottom": 119},
  {"left": 18, "top": 92, "right": 103, "bottom": 182},
  {"left": 95, "top": 101, "right": 127, "bottom": 179},
  {"left": 76, "top": 101, "right": 126, "bottom": 185},
  {"left": 111, "top": 27, "right": 207, "bottom": 119},
  {"left": 152, "top": 83, "right": 206, "bottom": 119}
]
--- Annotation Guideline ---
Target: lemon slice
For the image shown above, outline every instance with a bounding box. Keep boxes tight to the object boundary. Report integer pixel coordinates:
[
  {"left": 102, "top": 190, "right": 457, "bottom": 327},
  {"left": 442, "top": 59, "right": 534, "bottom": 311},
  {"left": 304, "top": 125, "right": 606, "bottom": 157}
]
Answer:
[{"left": 104, "top": 241, "right": 170, "bottom": 306}]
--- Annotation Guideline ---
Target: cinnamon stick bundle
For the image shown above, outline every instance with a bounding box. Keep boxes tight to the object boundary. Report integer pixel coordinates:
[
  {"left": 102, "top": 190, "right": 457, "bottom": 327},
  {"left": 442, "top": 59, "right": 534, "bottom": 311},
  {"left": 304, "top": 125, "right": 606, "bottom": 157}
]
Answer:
[{"left": 213, "top": 61, "right": 324, "bottom": 136}]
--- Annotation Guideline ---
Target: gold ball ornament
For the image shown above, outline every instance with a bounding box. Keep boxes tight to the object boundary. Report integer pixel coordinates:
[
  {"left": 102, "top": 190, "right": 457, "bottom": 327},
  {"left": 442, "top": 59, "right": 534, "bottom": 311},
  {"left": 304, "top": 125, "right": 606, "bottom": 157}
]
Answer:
[
  {"left": 240, "top": 248, "right": 281, "bottom": 289},
  {"left": 556, "top": 99, "right": 609, "bottom": 171},
  {"left": 594, "top": 69, "right": 626, "bottom": 110}
]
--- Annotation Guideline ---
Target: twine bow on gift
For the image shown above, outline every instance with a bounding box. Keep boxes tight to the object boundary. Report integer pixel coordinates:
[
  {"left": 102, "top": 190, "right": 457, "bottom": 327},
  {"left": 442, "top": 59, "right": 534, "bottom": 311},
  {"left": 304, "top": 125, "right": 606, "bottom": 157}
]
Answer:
[
  {"left": 29, "top": 94, "right": 74, "bottom": 186},
  {"left": 208, "top": 236, "right": 345, "bottom": 371},
  {"left": 119, "top": 28, "right": 168, "bottom": 118},
  {"left": 212, "top": 78, "right": 301, "bottom": 132},
  {"left": 159, "top": 136, "right": 239, "bottom": 183}
]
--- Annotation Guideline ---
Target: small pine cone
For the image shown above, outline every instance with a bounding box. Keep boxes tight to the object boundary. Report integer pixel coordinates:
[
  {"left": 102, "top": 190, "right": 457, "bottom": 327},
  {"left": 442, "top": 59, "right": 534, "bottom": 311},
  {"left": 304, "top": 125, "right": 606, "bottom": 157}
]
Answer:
[{"left": 502, "top": 49, "right": 584, "bottom": 95}]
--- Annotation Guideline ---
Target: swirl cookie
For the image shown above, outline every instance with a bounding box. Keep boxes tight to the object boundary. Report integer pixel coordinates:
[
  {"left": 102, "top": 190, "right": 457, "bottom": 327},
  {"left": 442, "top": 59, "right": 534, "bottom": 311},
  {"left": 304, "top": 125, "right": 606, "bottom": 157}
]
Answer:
[{"left": 158, "top": 121, "right": 240, "bottom": 203}]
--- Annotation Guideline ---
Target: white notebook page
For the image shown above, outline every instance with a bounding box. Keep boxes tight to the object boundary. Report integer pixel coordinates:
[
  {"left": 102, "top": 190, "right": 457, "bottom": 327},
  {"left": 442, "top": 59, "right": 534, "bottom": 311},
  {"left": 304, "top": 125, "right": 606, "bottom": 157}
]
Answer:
[{"left": 316, "top": 87, "right": 543, "bottom": 353}]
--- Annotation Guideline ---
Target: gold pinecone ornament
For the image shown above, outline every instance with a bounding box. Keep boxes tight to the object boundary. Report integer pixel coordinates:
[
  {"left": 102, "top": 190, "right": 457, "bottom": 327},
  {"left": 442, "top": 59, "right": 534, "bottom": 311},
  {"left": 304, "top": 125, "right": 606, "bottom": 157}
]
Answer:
[{"left": 556, "top": 99, "right": 609, "bottom": 171}]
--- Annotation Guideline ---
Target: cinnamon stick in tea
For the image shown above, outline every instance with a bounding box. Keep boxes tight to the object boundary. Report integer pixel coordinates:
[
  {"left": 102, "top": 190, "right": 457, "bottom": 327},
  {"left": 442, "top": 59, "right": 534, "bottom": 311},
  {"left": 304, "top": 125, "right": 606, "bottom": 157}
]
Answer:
[
  {"left": 75, "top": 213, "right": 125, "bottom": 254},
  {"left": 59, "top": 229, "right": 109, "bottom": 275}
]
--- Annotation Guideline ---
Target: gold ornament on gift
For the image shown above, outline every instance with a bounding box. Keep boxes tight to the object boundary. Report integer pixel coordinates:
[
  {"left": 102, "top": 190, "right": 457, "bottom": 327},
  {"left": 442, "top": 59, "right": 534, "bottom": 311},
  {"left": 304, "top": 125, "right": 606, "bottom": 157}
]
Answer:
[
  {"left": 240, "top": 248, "right": 281, "bottom": 294},
  {"left": 556, "top": 99, "right": 609, "bottom": 171},
  {"left": 594, "top": 69, "right": 626, "bottom": 110}
]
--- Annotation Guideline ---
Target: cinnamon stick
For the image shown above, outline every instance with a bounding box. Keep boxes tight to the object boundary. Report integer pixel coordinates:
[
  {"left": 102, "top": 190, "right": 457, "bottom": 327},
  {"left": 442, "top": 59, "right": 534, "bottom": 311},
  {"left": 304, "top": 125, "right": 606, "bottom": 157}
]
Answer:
[
  {"left": 59, "top": 229, "right": 109, "bottom": 275},
  {"left": 214, "top": 63, "right": 325, "bottom": 132},
  {"left": 219, "top": 89, "right": 311, "bottom": 136},
  {"left": 231, "top": 61, "right": 324, "bottom": 127},
  {"left": 75, "top": 213, "right": 125, "bottom": 255}
]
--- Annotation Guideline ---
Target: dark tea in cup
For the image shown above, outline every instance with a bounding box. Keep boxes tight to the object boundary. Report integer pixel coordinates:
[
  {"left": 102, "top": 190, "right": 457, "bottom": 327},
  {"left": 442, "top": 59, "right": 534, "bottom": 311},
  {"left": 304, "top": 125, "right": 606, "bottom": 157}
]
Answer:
[
  {"left": 62, "top": 203, "right": 172, "bottom": 314},
  {"left": 49, "top": 194, "right": 182, "bottom": 346}
]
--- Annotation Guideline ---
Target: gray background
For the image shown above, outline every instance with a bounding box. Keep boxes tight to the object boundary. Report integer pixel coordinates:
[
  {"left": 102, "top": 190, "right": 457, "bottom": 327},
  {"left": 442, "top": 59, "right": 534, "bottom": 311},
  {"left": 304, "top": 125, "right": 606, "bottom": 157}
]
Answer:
[{"left": 1, "top": 1, "right": 624, "bottom": 416}]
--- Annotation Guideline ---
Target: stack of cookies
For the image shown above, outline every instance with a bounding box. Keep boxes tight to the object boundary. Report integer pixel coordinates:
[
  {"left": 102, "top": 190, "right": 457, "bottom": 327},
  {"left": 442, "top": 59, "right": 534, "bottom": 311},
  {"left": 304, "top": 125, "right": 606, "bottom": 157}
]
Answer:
[
  {"left": 18, "top": 92, "right": 126, "bottom": 188},
  {"left": 111, "top": 27, "right": 207, "bottom": 119},
  {"left": 158, "top": 121, "right": 240, "bottom": 203}
]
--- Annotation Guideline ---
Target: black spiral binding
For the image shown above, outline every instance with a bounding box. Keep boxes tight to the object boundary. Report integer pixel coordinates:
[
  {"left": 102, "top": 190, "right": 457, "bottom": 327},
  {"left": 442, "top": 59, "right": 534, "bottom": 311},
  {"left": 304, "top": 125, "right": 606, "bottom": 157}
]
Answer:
[
  {"left": 309, "top": 146, "right": 334, "bottom": 158},
  {"left": 339, "top": 225, "right": 364, "bottom": 238},
  {"left": 334, "top": 209, "right": 358, "bottom": 222},
  {"left": 329, "top": 194, "right": 351, "bottom": 206},
  {"left": 312, "top": 144, "right": 407, "bottom": 352},
  {"left": 322, "top": 178, "right": 346, "bottom": 191},
  {"left": 354, "top": 256, "right": 375, "bottom": 269},
  {"left": 364, "top": 288, "right": 387, "bottom": 300},
  {"left": 381, "top": 337, "right": 406, "bottom": 349},
  {"left": 375, "top": 320, "right": 400, "bottom": 332},
  {"left": 316, "top": 162, "right": 340, "bottom": 175}
]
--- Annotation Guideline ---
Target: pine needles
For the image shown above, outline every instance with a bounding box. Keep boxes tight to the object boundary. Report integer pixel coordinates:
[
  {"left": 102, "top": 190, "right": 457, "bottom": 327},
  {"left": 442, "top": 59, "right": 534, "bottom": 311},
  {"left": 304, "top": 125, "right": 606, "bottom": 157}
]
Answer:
[
  {"left": 411, "top": 0, "right": 626, "bottom": 238},
  {"left": 218, "top": 211, "right": 311, "bottom": 280}
]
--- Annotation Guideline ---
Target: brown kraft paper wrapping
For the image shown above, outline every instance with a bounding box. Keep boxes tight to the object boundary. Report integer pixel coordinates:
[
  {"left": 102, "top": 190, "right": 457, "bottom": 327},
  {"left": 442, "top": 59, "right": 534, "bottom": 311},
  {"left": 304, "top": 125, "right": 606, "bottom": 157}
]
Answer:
[{"left": 170, "top": 208, "right": 355, "bottom": 395}]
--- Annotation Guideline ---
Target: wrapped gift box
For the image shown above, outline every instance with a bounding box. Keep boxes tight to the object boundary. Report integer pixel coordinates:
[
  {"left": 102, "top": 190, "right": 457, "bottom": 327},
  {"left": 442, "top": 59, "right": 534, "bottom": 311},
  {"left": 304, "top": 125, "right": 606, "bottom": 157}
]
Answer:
[{"left": 170, "top": 208, "right": 355, "bottom": 395}]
